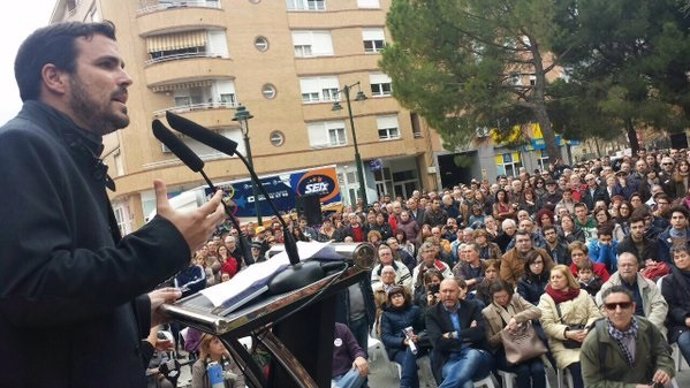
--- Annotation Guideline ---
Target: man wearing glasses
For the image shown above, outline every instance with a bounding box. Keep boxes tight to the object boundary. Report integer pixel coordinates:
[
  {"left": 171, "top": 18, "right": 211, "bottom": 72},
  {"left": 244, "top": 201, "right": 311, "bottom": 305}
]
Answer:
[{"left": 581, "top": 285, "right": 674, "bottom": 387}]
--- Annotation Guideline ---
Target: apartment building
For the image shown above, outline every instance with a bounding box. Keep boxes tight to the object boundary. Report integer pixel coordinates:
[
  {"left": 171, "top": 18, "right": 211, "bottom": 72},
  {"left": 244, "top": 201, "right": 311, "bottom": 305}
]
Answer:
[{"left": 50, "top": 0, "right": 444, "bottom": 233}]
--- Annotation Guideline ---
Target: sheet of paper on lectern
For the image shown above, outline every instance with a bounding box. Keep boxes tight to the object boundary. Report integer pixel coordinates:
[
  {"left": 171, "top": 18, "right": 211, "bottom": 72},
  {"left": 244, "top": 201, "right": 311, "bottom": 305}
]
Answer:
[{"left": 200, "top": 241, "right": 335, "bottom": 308}]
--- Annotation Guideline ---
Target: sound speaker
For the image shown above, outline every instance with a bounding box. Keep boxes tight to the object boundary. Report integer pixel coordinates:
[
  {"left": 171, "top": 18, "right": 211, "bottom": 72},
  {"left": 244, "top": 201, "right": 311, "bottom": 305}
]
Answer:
[
  {"left": 670, "top": 133, "right": 688, "bottom": 150},
  {"left": 297, "top": 194, "right": 322, "bottom": 226}
]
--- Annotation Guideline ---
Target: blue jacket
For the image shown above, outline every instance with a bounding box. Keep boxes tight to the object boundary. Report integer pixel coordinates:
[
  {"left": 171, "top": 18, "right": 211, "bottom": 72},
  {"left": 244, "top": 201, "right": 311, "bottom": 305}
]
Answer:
[
  {"left": 657, "top": 228, "right": 690, "bottom": 264},
  {"left": 517, "top": 273, "right": 549, "bottom": 306},
  {"left": 381, "top": 305, "right": 425, "bottom": 360},
  {"left": 587, "top": 240, "right": 619, "bottom": 273}
]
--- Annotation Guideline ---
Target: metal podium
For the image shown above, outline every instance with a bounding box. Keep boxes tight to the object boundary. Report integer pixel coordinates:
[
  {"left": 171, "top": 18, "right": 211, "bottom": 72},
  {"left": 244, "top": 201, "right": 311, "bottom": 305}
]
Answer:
[{"left": 161, "top": 243, "right": 375, "bottom": 388}]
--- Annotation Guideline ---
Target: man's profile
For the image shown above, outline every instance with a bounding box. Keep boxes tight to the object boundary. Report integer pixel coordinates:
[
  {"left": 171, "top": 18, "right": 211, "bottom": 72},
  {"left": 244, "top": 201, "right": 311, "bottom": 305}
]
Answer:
[{"left": 0, "top": 21, "right": 226, "bottom": 387}]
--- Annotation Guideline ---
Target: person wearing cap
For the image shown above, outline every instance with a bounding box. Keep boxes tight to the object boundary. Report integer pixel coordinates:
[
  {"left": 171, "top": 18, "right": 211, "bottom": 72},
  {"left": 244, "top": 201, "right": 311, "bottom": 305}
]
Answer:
[
  {"left": 612, "top": 169, "right": 636, "bottom": 200},
  {"left": 381, "top": 286, "right": 425, "bottom": 388},
  {"left": 249, "top": 241, "right": 266, "bottom": 263},
  {"left": 540, "top": 179, "right": 562, "bottom": 210}
]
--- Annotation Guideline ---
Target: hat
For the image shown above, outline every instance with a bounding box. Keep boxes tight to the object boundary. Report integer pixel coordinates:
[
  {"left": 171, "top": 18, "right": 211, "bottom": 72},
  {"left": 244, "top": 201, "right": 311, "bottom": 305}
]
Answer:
[
  {"left": 251, "top": 241, "right": 262, "bottom": 250},
  {"left": 255, "top": 226, "right": 265, "bottom": 234},
  {"left": 615, "top": 170, "right": 628, "bottom": 177}
]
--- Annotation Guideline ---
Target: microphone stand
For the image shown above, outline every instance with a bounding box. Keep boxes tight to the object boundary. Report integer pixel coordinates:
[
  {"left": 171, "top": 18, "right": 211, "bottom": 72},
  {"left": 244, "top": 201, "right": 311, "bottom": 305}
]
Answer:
[{"left": 230, "top": 152, "right": 325, "bottom": 295}]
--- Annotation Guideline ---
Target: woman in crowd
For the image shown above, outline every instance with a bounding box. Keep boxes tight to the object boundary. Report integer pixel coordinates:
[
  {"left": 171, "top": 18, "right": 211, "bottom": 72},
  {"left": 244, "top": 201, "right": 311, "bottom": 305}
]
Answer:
[
  {"left": 493, "top": 189, "right": 517, "bottom": 223},
  {"left": 519, "top": 188, "right": 540, "bottom": 218},
  {"left": 535, "top": 209, "right": 554, "bottom": 232},
  {"left": 533, "top": 177, "right": 547, "bottom": 198},
  {"left": 591, "top": 205, "right": 624, "bottom": 242},
  {"left": 191, "top": 334, "right": 244, "bottom": 388},
  {"left": 413, "top": 269, "right": 443, "bottom": 308},
  {"left": 559, "top": 214, "right": 585, "bottom": 244},
  {"left": 395, "top": 228, "right": 417, "bottom": 258},
  {"left": 483, "top": 281, "right": 545, "bottom": 388},
  {"left": 475, "top": 259, "right": 501, "bottom": 307},
  {"left": 661, "top": 245, "right": 690, "bottom": 365},
  {"left": 495, "top": 218, "right": 517, "bottom": 253},
  {"left": 416, "top": 223, "right": 433, "bottom": 247},
  {"left": 538, "top": 265, "right": 602, "bottom": 388},
  {"left": 217, "top": 244, "right": 238, "bottom": 280},
  {"left": 381, "top": 286, "right": 425, "bottom": 388},
  {"left": 367, "top": 230, "right": 383, "bottom": 248},
  {"left": 568, "top": 241, "right": 609, "bottom": 282},
  {"left": 672, "top": 160, "right": 690, "bottom": 198},
  {"left": 517, "top": 250, "right": 550, "bottom": 306},
  {"left": 396, "top": 210, "right": 420, "bottom": 246},
  {"left": 483, "top": 215, "right": 500, "bottom": 241},
  {"left": 629, "top": 192, "right": 647, "bottom": 212},
  {"left": 315, "top": 217, "right": 337, "bottom": 242},
  {"left": 614, "top": 200, "right": 633, "bottom": 236}
]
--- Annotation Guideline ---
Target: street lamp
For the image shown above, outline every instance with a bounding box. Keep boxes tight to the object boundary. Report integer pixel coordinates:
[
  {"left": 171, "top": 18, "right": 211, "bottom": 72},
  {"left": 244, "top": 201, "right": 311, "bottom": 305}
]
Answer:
[
  {"left": 233, "top": 104, "right": 262, "bottom": 225},
  {"left": 332, "top": 81, "right": 368, "bottom": 207}
]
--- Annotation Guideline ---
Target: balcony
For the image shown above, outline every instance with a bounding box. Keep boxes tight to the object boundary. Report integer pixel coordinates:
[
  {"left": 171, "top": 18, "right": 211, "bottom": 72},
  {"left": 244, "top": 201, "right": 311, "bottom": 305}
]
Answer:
[
  {"left": 137, "top": 1, "right": 225, "bottom": 35},
  {"left": 144, "top": 56, "right": 235, "bottom": 88}
]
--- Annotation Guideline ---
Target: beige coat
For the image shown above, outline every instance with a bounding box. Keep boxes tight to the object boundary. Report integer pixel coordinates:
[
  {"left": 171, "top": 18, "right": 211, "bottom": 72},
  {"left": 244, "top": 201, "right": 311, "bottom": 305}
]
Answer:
[
  {"left": 482, "top": 293, "right": 542, "bottom": 349},
  {"left": 595, "top": 272, "right": 668, "bottom": 338},
  {"left": 538, "top": 289, "right": 603, "bottom": 369}
]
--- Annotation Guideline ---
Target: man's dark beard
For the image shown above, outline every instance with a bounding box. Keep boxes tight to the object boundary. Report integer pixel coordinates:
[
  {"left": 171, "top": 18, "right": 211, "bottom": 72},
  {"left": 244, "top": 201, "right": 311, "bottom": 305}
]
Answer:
[{"left": 69, "top": 76, "right": 129, "bottom": 135}]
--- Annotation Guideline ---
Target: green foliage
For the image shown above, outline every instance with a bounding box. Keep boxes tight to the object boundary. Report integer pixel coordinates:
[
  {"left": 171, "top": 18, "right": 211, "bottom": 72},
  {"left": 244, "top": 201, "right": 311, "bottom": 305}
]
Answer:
[{"left": 381, "top": 0, "right": 564, "bottom": 160}]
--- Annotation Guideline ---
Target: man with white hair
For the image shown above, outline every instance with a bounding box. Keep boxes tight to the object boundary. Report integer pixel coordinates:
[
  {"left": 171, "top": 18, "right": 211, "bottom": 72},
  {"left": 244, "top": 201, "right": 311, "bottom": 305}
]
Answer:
[
  {"left": 595, "top": 252, "right": 668, "bottom": 337},
  {"left": 371, "top": 244, "right": 412, "bottom": 291},
  {"left": 582, "top": 173, "right": 609, "bottom": 210}
]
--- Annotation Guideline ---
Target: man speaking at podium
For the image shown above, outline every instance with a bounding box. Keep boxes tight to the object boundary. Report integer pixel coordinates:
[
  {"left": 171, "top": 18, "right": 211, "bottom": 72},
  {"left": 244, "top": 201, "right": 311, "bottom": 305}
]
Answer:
[{"left": 0, "top": 21, "right": 225, "bottom": 387}]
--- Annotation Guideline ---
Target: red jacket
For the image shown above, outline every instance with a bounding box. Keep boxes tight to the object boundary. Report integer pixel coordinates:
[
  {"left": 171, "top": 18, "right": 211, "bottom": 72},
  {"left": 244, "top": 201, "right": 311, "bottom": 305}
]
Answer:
[{"left": 570, "top": 260, "right": 610, "bottom": 282}]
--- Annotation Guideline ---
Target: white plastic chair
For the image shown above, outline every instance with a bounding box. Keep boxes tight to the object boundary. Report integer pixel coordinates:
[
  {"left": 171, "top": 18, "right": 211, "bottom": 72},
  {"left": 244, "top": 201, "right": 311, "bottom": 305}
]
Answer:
[
  {"left": 555, "top": 368, "right": 574, "bottom": 388},
  {"left": 473, "top": 373, "right": 498, "bottom": 388},
  {"left": 497, "top": 370, "right": 552, "bottom": 388}
]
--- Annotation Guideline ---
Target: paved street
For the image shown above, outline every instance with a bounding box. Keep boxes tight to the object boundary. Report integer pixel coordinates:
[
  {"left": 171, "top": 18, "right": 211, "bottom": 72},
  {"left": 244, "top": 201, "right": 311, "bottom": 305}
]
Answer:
[{"left": 175, "top": 344, "right": 690, "bottom": 387}]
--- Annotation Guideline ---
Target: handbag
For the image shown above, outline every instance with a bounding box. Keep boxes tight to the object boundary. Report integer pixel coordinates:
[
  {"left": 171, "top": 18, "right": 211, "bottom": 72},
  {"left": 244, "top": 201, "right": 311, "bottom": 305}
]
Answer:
[
  {"left": 500, "top": 321, "right": 548, "bottom": 365},
  {"left": 555, "top": 303, "right": 585, "bottom": 349}
]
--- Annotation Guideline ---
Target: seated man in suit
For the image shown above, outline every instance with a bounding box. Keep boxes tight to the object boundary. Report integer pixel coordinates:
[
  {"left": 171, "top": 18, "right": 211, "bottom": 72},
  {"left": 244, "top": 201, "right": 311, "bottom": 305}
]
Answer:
[{"left": 425, "top": 278, "right": 492, "bottom": 388}]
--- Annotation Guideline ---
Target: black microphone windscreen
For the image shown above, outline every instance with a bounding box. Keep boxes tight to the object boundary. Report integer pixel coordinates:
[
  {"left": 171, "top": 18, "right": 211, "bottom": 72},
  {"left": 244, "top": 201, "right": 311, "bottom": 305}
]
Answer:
[
  {"left": 165, "top": 111, "right": 239, "bottom": 156},
  {"left": 152, "top": 120, "right": 205, "bottom": 173}
]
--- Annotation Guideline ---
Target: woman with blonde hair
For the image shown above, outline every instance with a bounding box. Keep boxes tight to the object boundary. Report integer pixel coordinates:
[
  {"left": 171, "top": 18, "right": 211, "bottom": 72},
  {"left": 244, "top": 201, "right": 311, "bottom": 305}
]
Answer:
[
  {"left": 537, "top": 265, "right": 601, "bottom": 388},
  {"left": 191, "top": 334, "right": 244, "bottom": 388}
]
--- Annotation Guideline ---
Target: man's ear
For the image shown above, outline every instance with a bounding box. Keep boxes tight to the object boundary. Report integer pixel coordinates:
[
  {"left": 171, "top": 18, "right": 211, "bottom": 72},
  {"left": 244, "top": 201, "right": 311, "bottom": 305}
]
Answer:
[{"left": 40, "top": 63, "right": 69, "bottom": 96}]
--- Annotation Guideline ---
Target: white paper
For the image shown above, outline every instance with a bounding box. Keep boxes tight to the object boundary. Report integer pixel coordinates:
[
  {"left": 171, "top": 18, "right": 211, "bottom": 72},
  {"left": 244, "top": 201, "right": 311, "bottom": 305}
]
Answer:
[{"left": 200, "top": 241, "right": 333, "bottom": 307}]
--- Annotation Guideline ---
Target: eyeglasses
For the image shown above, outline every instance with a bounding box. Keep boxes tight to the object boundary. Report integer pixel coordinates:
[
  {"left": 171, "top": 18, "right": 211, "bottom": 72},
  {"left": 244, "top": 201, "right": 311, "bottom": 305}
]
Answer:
[
  {"left": 604, "top": 302, "right": 633, "bottom": 311},
  {"left": 663, "top": 162, "right": 673, "bottom": 166}
]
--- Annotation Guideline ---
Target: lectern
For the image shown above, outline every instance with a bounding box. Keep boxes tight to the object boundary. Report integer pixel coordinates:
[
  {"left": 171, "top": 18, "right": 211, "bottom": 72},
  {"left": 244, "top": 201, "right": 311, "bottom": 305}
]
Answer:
[{"left": 162, "top": 243, "right": 375, "bottom": 388}]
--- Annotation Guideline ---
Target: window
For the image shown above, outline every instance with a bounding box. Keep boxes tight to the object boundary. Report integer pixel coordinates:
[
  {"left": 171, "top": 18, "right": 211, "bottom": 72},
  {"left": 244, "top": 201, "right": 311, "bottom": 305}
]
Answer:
[
  {"left": 537, "top": 150, "right": 550, "bottom": 171},
  {"left": 307, "top": 121, "right": 347, "bottom": 148},
  {"left": 113, "top": 150, "right": 124, "bottom": 177},
  {"left": 357, "top": 0, "right": 380, "bottom": 8},
  {"left": 496, "top": 152, "right": 522, "bottom": 177},
  {"left": 369, "top": 73, "right": 392, "bottom": 96},
  {"left": 286, "top": 0, "right": 325, "bottom": 11},
  {"left": 113, "top": 205, "right": 132, "bottom": 236},
  {"left": 270, "top": 131, "right": 285, "bottom": 147},
  {"left": 299, "top": 76, "right": 340, "bottom": 103},
  {"left": 254, "top": 36, "right": 269, "bottom": 52},
  {"left": 292, "top": 31, "right": 333, "bottom": 57},
  {"left": 262, "top": 84, "right": 277, "bottom": 99},
  {"left": 410, "top": 113, "right": 422, "bottom": 138},
  {"left": 362, "top": 28, "right": 385, "bottom": 53},
  {"left": 220, "top": 93, "right": 236, "bottom": 106},
  {"left": 377, "top": 115, "right": 400, "bottom": 140}
]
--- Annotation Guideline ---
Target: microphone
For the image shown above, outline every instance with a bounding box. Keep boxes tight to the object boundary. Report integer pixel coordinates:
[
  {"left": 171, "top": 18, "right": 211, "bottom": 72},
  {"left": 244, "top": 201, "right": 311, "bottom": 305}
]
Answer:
[
  {"left": 152, "top": 120, "right": 204, "bottom": 172},
  {"left": 152, "top": 119, "right": 253, "bottom": 265},
  {"left": 165, "top": 111, "right": 239, "bottom": 159},
  {"left": 164, "top": 112, "right": 324, "bottom": 295}
]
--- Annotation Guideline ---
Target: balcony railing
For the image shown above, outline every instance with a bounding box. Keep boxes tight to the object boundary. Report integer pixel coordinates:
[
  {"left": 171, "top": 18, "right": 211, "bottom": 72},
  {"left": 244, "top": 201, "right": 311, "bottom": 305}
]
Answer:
[
  {"left": 137, "top": 0, "right": 221, "bottom": 16},
  {"left": 152, "top": 101, "right": 237, "bottom": 118},
  {"left": 144, "top": 52, "right": 228, "bottom": 66}
]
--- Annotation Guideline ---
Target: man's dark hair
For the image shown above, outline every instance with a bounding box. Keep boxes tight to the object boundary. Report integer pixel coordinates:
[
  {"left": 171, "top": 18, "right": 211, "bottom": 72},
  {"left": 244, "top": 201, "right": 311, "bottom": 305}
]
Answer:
[
  {"left": 601, "top": 285, "right": 633, "bottom": 303},
  {"left": 542, "top": 224, "right": 557, "bottom": 234},
  {"left": 669, "top": 205, "right": 690, "bottom": 220},
  {"left": 515, "top": 229, "right": 531, "bottom": 239},
  {"left": 597, "top": 224, "right": 614, "bottom": 237},
  {"left": 628, "top": 212, "right": 647, "bottom": 225},
  {"left": 15, "top": 21, "right": 117, "bottom": 102}
]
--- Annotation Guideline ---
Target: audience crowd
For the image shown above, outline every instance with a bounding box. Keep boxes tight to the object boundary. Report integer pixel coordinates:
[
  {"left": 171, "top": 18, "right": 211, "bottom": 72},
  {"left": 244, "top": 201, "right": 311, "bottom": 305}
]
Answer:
[{"left": 168, "top": 148, "right": 690, "bottom": 388}]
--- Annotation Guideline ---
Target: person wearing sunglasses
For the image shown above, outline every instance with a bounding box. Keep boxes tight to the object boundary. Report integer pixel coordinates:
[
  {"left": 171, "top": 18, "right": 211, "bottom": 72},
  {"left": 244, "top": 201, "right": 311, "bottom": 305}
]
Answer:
[{"left": 581, "top": 285, "right": 674, "bottom": 387}]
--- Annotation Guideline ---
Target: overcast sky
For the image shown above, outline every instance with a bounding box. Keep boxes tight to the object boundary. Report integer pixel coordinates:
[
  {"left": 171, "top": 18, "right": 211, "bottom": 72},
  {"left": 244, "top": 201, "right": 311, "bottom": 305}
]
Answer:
[{"left": 0, "top": 0, "right": 56, "bottom": 124}]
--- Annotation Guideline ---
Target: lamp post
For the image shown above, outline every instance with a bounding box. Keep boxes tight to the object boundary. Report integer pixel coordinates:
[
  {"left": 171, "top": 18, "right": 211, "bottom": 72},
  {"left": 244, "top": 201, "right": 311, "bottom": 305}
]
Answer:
[
  {"left": 332, "top": 81, "right": 368, "bottom": 208},
  {"left": 233, "top": 104, "right": 262, "bottom": 225}
]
